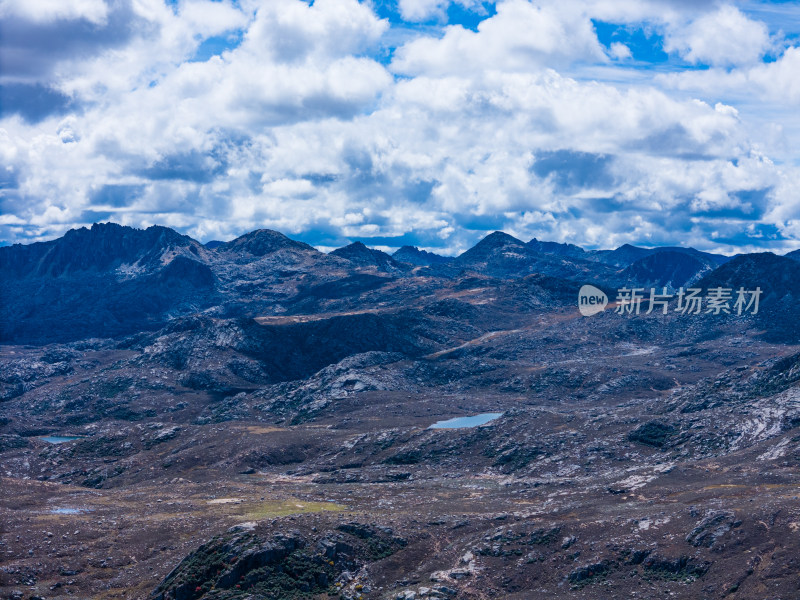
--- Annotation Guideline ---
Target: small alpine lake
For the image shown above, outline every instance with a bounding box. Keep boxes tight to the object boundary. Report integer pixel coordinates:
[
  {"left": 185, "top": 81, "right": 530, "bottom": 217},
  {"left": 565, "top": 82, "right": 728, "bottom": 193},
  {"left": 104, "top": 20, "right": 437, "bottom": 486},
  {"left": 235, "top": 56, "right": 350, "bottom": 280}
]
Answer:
[
  {"left": 40, "top": 435, "right": 82, "bottom": 444},
  {"left": 428, "top": 412, "right": 504, "bottom": 429}
]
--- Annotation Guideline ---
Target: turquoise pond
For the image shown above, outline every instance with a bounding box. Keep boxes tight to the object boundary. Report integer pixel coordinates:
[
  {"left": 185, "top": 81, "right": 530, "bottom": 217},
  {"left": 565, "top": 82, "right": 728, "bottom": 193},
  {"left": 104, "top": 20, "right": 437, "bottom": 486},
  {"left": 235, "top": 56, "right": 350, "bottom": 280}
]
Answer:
[
  {"left": 40, "top": 436, "right": 82, "bottom": 444},
  {"left": 428, "top": 412, "right": 503, "bottom": 429}
]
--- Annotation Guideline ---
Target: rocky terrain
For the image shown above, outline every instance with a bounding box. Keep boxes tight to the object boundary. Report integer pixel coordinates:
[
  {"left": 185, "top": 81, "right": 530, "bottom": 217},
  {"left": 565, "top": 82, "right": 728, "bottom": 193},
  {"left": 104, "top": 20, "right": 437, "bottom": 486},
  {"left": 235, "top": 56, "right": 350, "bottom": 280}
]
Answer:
[{"left": 1, "top": 223, "right": 800, "bottom": 599}]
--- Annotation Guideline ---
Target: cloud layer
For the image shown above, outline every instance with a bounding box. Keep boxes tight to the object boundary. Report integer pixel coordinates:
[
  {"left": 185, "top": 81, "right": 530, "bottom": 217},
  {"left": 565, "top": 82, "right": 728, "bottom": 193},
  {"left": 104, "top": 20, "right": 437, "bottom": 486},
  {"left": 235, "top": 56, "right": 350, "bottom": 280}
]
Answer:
[{"left": 1, "top": 0, "right": 799, "bottom": 254}]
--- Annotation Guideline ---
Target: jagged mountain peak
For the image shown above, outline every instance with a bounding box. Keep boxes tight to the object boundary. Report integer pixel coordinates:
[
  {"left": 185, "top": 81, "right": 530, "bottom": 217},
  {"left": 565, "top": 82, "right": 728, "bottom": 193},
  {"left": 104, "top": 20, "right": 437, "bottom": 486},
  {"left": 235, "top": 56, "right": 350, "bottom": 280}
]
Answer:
[
  {"left": 393, "top": 245, "right": 451, "bottom": 266},
  {"left": 330, "top": 241, "right": 405, "bottom": 271},
  {"left": 0, "top": 222, "right": 200, "bottom": 278},
  {"left": 74, "top": 221, "right": 191, "bottom": 247},
  {"left": 335, "top": 240, "right": 369, "bottom": 251},
  {"left": 477, "top": 230, "right": 525, "bottom": 248},
  {"left": 330, "top": 241, "right": 372, "bottom": 260},
  {"left": 526, "top": 238, "right": 586, "bottom": 257},
  {"left": 216, "top": 229, "right": 316, "bottom": 257},
  {"left": 591, "top": 243, "right": 653, "bottom": 267},
  {"left": 455, "top": 231, "right": 525, "bottom": 262},
  {"left": 331, "top": 241, "right": 376, "bottom": 260}
]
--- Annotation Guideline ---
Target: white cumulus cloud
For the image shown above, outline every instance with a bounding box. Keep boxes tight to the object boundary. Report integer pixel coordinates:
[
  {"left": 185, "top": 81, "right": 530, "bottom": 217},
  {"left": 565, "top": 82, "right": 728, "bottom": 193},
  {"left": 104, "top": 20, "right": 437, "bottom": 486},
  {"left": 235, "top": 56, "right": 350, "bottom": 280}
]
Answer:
[
  {"left": 0, "top": 0, "right": 109, "bottom": 24},
  {"left": 664, "top": 5, "right": 772, "bottom": 66},
  {"left": 1, "top": 0, "right": 800, "bottom": 255}
]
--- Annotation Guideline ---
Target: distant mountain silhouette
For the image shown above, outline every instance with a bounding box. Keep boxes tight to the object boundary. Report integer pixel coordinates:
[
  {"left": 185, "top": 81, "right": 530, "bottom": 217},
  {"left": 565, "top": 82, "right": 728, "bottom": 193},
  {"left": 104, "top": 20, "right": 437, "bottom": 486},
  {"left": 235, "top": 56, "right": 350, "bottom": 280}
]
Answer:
[
  {"left": 620, "top": 251, "right": 715, "bottom": 291},
  {"left": 526, "top": 238, "right": 586, "bottom": 259},
  {"left": 696, "top": 252, "right": 800, "bottom": 342},
  {"left": 330, "top": 241, "right": 407, "bottom": 273},
  {"left": 216, "top": 229, "right": 317, "bottom": 258},
  {"left": 785, "top": 249, "right": 800, "bottom": 261},
  {"left": 697, "top": 252, "right": 800, "bottom": 300},
  {"left": 455, "top": 231, "right": 525, "bottom": 263},
  {"left": 393, "top": 245, "right": 451, "bottom": 266},
  {"left": 591, "top": 243, "right": 653, "bottom": 267},
  {"left": 591, "top": 243, "right": 729, "bottom": 268},
  {"left": 453, "top": 231, "right": 617, "bottom": 282}
]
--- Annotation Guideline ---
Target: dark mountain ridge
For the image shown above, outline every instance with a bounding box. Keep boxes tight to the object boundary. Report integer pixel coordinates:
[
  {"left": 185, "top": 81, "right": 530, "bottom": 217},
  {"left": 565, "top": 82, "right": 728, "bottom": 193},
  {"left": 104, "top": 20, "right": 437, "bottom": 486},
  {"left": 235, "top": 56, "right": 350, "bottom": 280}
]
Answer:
[
  {"left": 216, "top": 229, "right": 317, "bottom": 258},
  {"left": 0, "top": 222, "right": 795, "bottom": 344},
  {"left": 452, "top": 231, "right": 619, "bottom": 282},
  {"left": 330, "top": 241, "right": 407, "bottom": 273},
  {"left": 526, "top": 237, "right": 587, "bottom": 259},
  {"left": 696, "top": 252, "right": 800, "bottom": 299},
  {"left": 0, "top": 222, "right": 201, "bottom": 278},
  {"left": 392, "top": 245, "right": 452, "bottom": 265},
  {"left": 590, "top": 243, "right": 730, "bottom": 268},
  {"left": 619, "top": 250, "right": 716, "bottom": 291},
  {"left": 695, "top": 252, "right": 800, "bottom": 342},
  {"left": 0, "top": 223, "right": 216, "bottom": 343}
]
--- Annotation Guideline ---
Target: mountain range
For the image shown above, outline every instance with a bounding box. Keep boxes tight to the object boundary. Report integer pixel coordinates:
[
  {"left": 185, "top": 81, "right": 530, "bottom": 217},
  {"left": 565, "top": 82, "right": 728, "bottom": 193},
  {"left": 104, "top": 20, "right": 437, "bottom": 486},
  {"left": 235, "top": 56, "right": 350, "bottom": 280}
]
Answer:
[{"left": 0, "top": 222, "right": 794, "bottom": 344}]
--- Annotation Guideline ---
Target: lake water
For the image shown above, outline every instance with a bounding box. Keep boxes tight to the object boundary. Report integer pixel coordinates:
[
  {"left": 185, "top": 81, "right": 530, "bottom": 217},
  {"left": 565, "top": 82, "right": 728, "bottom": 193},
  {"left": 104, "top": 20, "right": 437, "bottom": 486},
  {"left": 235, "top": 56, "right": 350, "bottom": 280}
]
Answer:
[
  {"left": 428, "top": 412, "right": 503, "bottom": 429},
  {"left": 50, "top": 507, "right": 90, "bottom": 514},
  {"left": 40, "top": 436, "right": 82, "bottom": 444}
]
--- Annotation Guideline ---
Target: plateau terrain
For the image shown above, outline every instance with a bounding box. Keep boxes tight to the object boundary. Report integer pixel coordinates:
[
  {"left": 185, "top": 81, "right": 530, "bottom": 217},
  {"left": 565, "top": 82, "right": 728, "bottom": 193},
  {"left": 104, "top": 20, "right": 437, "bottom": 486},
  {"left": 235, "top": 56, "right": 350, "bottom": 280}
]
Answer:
[{"left": 1, "top": 224, "right": 800, "bottom": 600}]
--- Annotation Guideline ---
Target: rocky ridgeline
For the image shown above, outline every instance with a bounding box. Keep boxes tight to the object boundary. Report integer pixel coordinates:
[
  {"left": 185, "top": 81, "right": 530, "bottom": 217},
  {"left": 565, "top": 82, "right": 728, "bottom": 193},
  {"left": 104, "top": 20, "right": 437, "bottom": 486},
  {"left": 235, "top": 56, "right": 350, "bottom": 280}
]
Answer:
[{"left": 4, "top": 222, "right": 796, "bottom": 345}]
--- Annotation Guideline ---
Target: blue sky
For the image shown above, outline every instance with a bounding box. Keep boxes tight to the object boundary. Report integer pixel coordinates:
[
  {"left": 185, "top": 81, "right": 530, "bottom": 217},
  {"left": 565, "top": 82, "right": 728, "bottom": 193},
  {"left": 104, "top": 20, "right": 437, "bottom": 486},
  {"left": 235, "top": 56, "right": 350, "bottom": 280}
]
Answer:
[{"left": 1, "top": 0, "right": 800, "bottom": 254}]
